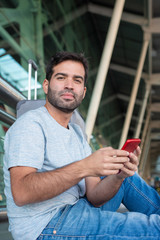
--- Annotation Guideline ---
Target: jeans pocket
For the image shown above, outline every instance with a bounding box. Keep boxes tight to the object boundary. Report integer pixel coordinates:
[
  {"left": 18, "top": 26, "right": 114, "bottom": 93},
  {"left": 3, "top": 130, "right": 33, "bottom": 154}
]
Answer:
[{"left": 39, "top": 205, "right": 70, "bottom": 237}]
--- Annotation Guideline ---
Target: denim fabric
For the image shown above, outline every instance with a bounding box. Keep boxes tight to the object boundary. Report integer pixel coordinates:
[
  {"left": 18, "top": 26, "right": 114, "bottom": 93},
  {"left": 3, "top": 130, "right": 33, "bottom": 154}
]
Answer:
[{"left": 37, "top": 173, "right": 160, "bottom": 240}]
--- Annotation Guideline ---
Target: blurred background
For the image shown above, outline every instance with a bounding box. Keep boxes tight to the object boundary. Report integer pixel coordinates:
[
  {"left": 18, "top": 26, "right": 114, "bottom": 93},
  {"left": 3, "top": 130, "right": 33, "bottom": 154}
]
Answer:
[{"left": 0, "top": 0, "right": 160, "bottom": 238}]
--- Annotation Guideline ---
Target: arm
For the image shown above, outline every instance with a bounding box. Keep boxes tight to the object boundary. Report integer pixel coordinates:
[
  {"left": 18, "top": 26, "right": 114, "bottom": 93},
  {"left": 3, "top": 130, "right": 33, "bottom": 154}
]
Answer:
[
  {"left": 85, "top": 175, "right": 124, "bottom": 207},
  {"left": 10, "top": 147, "right": 129, "bottom": 206},
  {"left": 10, "top": 161, "right": 86, "bottom": 206},
  {"left": 85, "top": 146, "right": 141, "bottom": 207}
]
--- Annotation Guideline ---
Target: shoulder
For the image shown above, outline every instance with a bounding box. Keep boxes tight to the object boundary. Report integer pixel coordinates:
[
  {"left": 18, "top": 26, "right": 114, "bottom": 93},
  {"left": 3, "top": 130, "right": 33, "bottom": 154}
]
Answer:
[
  {"left": 6, "top": 107, "right": 47, "bottom": 138},
  {"left": 17, "top": 106, "right": 47, "bottom": 122}
]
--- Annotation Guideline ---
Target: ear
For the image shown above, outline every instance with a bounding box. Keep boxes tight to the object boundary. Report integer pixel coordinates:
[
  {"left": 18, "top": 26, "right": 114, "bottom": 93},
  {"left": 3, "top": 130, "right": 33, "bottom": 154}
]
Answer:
[
  {"left": 83, "top": 87, "right": 87, "bottom": 99},
  {"left": 43, "top": 79, "right": 49, "bottom": 94}
]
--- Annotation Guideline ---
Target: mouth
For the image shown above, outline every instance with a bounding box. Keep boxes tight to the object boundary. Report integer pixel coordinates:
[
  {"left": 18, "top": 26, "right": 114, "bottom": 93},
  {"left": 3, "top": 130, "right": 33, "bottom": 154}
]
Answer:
[{"left": 61, "top": 92, "right": 75, "bottom": 100}]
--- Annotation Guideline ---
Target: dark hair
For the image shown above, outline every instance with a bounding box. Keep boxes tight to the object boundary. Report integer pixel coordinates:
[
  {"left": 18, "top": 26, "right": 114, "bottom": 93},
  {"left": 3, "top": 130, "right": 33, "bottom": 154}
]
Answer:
[{"left": 46, "top": 51, "right": 88, "bottom": 85}]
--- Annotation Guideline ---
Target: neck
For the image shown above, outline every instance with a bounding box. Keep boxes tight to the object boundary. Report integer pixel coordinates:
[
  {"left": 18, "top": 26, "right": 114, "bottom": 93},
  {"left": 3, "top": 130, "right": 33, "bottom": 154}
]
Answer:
[{"left": 45, "top": 100, "right": 72, "bottom": 128}]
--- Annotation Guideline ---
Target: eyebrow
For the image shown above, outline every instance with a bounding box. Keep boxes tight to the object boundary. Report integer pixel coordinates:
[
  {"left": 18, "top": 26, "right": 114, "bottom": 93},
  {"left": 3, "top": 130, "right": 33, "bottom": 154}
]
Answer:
[{"left": 54, "top": 72, "right": 84, "bottom": 81}]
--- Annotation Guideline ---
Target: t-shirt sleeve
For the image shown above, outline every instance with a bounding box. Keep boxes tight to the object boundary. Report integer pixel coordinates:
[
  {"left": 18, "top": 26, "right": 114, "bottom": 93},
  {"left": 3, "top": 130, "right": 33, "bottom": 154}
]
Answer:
[{"left": 4, "top": 114, "right": 45, "bottom": 170}]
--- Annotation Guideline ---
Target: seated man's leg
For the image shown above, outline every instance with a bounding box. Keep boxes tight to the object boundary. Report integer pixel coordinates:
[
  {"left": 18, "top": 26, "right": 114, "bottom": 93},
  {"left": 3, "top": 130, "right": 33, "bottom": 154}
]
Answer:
[
  {"left": 122, "top": 172, "right": 160, "bottom": 215},
  {"left": 37, "top": 198, "right": 160, "bottom": 240}
]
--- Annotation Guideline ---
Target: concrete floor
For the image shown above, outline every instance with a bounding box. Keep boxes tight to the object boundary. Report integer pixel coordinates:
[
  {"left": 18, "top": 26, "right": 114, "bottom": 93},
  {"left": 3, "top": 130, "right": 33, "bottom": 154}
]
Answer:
[
  {"left": 0, "top": 220, "right": 13, "bottom": 240},
  {"left": 0, "top": 213, "right": 13, "bottom": 240}
]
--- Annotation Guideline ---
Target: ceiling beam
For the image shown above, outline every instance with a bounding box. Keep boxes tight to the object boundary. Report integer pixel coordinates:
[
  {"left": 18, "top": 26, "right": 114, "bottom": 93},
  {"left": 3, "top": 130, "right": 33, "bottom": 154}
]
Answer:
[
  {"left": 100, "top": 94, "right": 117, "bottom": 108},
  {"left": 110, "top": 63, "right": 148, "bottom": 79},
  {"left": 88, "top": 2, "right": 148, "bottom": 26},
  {"left": 150, "top": 141, "right": 160, "bottom": 146},
  {"left": 151, "top": 133, "right": 160, "bottom": 140},
  {"left": 98, "top": 115, "right": 123, "bottom": 130},
  {"left": 151, "top": 103, "right": 160, "bottom": 112},
  {"left": 150, "top": 121, "right": 160, "bottom": 129},
  {"left": 97, "top": 113, "right": 142, "bottom": 131},
  {"left": 110, "top": 63, "right": 160, "bottom": 85},
  {"left": 43, "top": 2, "right": 149, "bottom": 37},
  {"left": 43, "top": 4, "right": 87, "bottom": 36},
  {"left": 149, "top": 74, "right": 160, "bottom": 85},
  {"left": 117, "top": 93, "right": 142, "bottom": 105},
  {"left": 99, "top": 92, "right": 143, "bottom": 109},
  {"left": 143, "top": 18, "right": 160, "bottom": 33}
]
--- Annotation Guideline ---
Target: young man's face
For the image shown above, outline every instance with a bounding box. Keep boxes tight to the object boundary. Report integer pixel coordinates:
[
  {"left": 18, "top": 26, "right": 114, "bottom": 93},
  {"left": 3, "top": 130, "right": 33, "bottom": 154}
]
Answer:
[{"left": 43, "top": 60, "right": 86, "bottom": 113}]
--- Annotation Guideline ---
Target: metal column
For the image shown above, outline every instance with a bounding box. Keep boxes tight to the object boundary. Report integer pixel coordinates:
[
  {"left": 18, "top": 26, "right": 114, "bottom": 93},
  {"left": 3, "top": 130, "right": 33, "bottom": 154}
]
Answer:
[
  {"left": 139, "top": 124, "right": 151, "bottom": 177},
  {"left": 134, "top": 83, "right": 151, "bottom": 138},
  {"left": 85, "top": 0, "right": 126, "bottom": 142},
  {"left": 0, "top": 25, "right": 29, "bottom": 62},
  {"left": 119, "top": 34, "right": 150, "bottom": 148}
]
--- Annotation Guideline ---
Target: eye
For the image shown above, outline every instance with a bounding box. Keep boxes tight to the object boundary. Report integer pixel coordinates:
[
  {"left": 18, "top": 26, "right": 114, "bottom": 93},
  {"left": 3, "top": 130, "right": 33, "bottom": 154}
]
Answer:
[
  {"left": 57, "top": 76, "right": 65, "bottom": 80},
  {"left": 74, "top": 78, "right": 82, "bottom": 84}
]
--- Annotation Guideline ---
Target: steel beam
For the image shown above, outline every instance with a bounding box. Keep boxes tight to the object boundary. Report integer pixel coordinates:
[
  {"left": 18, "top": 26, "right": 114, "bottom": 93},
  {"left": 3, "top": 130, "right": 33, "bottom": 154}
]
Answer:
[
  {"left": 43, "top": 4, "right": 87, "bottom": 36},
  {"left": 134, "top": 83, "right": 151, "bottom": 138},
  {"left": 139, "top": 126, "right": 151, "bottom": 176},
  {"left": 143, "top": 18, "right": 160, "bottom": 34},
  {"left": 0, "top": 25, "right": 29, "bottom": 62},
  {"left": 85, "top": 0, "right": 125, "bottom": 141},
  {"left": 110, "top": 63, "right": 148, "bottom": 79},
  {"left": 151, "top": 103, "right": 160, "bottom": 112},
  {"left": 151, "top": 133, "right": 160, "bottom": 140},
  {"left": 88, "top": 2, "right": 148, "bottom": 26},
  {"left": 119, "top": 34, "right": 150, "bottom": 148},
  {"left": 150, "top": 121, "right": 160, "bottom": 129}
]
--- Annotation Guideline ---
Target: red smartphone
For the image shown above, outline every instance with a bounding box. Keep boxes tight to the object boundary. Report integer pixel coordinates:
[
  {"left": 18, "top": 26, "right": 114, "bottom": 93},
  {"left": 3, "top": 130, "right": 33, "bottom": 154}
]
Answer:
[{"left": 121, "top": 138, "right": 141, "bottom": 153}]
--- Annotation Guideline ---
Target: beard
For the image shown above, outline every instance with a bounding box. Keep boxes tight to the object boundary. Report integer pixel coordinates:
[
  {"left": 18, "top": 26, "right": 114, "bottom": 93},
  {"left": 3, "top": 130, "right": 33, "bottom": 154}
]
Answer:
[{"left": 47, "top": 84, "right": 84, "bottom": 113}]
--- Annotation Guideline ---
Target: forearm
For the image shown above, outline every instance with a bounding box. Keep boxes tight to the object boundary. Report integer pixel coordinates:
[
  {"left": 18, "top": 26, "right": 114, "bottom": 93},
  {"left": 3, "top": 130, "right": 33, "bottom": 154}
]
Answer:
[
  {"left": 11, "top": 147, "right": 130, "bottom": 206},
  {"left": 11, "top": 160, "right": 87, "bottom": 206},
  {"left": 86, "top": 175, "right": 124, "bottom": 207}
]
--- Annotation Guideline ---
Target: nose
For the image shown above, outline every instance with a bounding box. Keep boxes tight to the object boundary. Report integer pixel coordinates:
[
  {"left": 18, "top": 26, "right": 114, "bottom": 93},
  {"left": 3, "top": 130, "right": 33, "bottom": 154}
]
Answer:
[{"left": 64, "top": 77, "right": 74, "bottom": 89}]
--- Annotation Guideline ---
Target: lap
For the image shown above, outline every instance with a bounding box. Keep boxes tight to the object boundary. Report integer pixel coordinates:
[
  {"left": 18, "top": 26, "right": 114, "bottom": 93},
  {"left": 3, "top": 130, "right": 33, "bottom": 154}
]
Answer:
[
  {"left": 37, "top": 174, "right": 160, "bottom": 240},
  {"left": 37, "top": 198, "right": 160, "bottom": 240}
]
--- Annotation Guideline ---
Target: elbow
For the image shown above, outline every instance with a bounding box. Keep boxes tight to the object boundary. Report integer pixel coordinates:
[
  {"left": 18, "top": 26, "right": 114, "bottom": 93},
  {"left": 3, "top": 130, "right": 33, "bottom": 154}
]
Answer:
[
  {"left": 13, "top": 195, "right": 26, "bottom": 207},
  {"left": 12, "top": 190, "right": 28, "bottom": 207},
  {"left": 90, "top": 201, "right": 103, "bottom": 208},
  {"left": 86, "top": 195, "right": 103, "bottom": 208}
]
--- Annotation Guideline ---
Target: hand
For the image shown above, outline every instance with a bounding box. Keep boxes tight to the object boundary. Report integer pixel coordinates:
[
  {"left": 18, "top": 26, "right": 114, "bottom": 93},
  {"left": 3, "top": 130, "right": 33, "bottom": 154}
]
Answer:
[
  {"left": 85, "top": 147, "right": 129, "bottom": 177},
  {"left": 117, "top": 146, "right": 141, "bottom": 179}
]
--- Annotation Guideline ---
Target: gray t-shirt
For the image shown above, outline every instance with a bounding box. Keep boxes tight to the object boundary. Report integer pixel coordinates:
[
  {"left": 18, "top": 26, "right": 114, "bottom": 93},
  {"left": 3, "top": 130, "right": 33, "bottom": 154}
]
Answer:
[{"left": 3, "top": 106, "right": 92, "bottom": 240}]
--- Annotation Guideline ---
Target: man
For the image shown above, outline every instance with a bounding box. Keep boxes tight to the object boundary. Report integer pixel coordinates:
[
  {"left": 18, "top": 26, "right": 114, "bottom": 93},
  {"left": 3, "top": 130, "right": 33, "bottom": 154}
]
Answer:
[{"left": 3, "top": 52, "right": 160, "bottom": 240}]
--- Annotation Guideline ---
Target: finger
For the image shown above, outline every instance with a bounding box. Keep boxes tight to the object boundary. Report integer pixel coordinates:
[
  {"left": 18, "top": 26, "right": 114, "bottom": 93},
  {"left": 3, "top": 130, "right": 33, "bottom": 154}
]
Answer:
[
  {"left": 129, "top": 152, "right": 139, "bottom": 166},
  {"left": 102, "top": 169, "right": 120, "bottom": 176},
  {"left": 104, "top": 163, "right": 125, "bottom": 170},
  {"left": 100, "top": 148, "right": 129, "bottom": 157},
  {"left": 121, "top": 166, "right": 136, "bottom": 176},
  {"left": 123, "top": 161, "right": 138, "bottom": 172},
  {"left": 112, "top": 149, "right": 130, "bottom": 157},
  {"left": 134, "top": 146, "right": 141, "bottom": 157},
  {"left": 104, "top": 156, "right": 129, "bottom": 163}
]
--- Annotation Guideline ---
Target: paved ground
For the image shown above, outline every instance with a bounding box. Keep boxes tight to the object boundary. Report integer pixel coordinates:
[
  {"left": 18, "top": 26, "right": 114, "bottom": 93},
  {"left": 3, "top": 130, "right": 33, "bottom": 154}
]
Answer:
[{"left": 0, "top": 218, "right": 13, "bottom": 240}]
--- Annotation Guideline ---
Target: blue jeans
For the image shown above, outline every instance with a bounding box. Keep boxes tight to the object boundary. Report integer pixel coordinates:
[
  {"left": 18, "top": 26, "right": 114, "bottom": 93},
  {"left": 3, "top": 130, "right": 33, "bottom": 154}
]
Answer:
[{"left": 37, "top": 173, "right": 160, "bottom": 240}]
